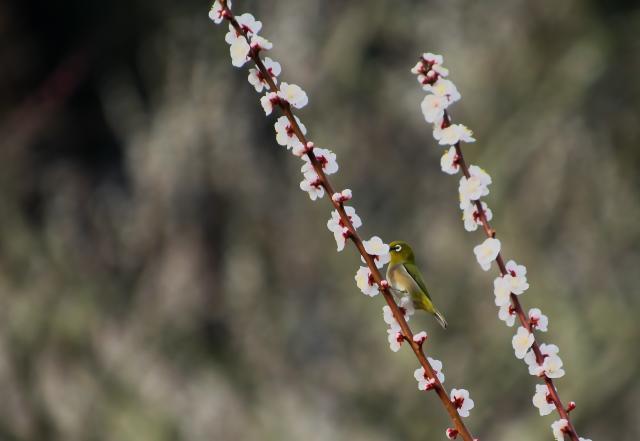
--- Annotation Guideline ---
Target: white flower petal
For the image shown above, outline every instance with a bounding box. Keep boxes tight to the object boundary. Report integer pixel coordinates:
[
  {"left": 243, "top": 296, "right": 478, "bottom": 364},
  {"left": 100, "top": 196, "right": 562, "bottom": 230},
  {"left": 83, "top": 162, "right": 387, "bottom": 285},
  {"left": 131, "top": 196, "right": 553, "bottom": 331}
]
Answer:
[
  {"left": 512, "top": 326, "right": 534, "bottom": 359},
  {"left": 229, "top": 37, "right": 250, "bottom": 67},
  {"left": 440, "top": 146, "right": 460, "bottom": 175},
  {"left": 532, "top": 384, "right": 556, "bottom": 416},
  {"left": 208, "top": 0, "right": 231, "bottom": 24},
  {"left": 473, "top": 238, "right": 501, "bottom": 271},
  {"left": 498, "top": 303, "right": 516, "bottom": 327},
  {"left": 278, "top": 82, "right": 309, "bottom": 109},
  {"left": 355, "top": 266, "right": 378, "bottom": 297},
  {"left": 493, "top": 276, "right": 512, "bottom": 306},
  {"left": 421, "top": 94, "right": 447, "bottom": 123},
  {"left": 362, "top": 236, "right": 391, "bottom": 269},
  {"left": 551, "top": 419, "right": 569, "bottom": 441}
]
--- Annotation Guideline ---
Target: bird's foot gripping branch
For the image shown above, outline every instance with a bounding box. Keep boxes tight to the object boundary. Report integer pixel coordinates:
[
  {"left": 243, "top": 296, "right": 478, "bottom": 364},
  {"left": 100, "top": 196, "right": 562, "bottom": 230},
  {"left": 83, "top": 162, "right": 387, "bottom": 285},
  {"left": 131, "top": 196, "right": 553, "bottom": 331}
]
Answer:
[
  {"left": 411, "top": 53, "right": 592, "bottom": 441},
  {"left": 210, "top": 1, "right": 477, "bottom": 439}
]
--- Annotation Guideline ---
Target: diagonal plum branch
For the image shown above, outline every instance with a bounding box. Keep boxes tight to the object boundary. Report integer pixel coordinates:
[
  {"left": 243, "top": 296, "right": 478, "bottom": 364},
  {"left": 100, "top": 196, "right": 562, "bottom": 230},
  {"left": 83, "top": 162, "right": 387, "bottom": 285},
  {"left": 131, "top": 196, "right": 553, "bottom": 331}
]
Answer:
[
  {"left": 214, "top": 1, "right": 477, "bottom": 439},
  {"left": 409, "top": 48, "right": 586, "bottom": 439},
  {"left": 442, "top": 110, "right": 580, "bottom": 441}
]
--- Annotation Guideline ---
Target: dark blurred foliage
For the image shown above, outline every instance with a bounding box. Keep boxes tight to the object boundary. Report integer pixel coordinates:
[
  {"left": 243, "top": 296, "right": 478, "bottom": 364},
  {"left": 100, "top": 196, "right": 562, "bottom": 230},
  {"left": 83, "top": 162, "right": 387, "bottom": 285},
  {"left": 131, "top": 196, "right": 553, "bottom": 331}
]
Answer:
[{"left": 1, "top": 0, "right": 639, "bottom": 440}]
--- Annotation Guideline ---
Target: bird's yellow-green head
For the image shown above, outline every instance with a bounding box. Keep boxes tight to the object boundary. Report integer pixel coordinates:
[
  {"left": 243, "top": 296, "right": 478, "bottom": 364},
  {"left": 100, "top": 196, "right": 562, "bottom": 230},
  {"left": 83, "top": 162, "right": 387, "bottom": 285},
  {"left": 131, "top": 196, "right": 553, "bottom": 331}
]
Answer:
[{"left": 389, "top": 240, "right": 415, "bottom": 264}]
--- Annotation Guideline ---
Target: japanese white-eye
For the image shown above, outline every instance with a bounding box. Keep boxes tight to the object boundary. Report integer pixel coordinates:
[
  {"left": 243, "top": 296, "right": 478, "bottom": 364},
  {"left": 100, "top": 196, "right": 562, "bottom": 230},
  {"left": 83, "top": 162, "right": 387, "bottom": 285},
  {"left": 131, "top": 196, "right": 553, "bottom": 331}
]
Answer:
[{"left": 387, "top": 240, "right": 448, "bottom": 329}]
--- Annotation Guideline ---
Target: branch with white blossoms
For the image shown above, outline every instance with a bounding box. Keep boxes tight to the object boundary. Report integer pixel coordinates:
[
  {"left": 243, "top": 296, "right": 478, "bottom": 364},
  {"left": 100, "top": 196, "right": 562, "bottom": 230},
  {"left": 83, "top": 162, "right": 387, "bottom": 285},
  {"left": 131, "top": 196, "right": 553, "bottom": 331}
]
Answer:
[
  {"left": 210, "top": 2, "right": 477, "bottom": 439},
  {"left": 412, "top": 53, "right": 590, "bottom": 441}
]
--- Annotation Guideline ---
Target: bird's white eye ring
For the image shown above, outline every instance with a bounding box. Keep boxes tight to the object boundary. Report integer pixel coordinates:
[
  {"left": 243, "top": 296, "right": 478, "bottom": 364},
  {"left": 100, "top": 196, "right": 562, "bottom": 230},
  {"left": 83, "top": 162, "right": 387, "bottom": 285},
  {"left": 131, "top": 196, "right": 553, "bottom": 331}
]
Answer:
[{"left": 395, "top": 245, "right": 402, "bottom": 252}]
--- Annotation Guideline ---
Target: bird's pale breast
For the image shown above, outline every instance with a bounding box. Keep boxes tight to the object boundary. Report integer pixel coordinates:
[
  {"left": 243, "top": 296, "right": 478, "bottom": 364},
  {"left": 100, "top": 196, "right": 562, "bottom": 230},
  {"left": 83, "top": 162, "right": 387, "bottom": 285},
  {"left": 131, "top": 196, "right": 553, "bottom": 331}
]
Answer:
[{"left": 387, "top": 263, "right": 420, "bottom": 296}]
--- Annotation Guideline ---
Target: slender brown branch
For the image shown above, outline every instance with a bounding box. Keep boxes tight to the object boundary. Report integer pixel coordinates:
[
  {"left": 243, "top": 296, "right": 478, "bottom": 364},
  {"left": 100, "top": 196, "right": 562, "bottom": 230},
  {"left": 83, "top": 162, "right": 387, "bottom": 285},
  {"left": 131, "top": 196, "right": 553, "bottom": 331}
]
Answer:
[
  {"left": 444, "top": 111, "right": 580, "bottom": 441},
  {"left": 217, "top": 2, "right": 476, "bottom": 439}
]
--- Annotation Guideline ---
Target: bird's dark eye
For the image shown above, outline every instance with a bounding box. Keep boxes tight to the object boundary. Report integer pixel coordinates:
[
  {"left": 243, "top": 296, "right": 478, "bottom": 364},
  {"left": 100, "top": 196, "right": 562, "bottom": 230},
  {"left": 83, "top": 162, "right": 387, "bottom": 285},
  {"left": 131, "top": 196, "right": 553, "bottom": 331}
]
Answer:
[{"left": 395, "top": 245, "right": 402, "bottom": 252}]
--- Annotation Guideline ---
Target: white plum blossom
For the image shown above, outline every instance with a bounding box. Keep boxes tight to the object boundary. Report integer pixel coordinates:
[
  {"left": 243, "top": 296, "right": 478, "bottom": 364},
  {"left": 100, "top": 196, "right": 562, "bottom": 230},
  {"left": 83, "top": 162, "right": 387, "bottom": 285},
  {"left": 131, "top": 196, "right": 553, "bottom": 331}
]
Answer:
[
  {"left": 473, "top": 237, "right": 501, "bottom": 271},
  {"left": 529, "top": 308, "right": 548, "bottom": 332},
  {"left": 469, "top": 165, "right": 492, "bottom": 186},
  {"left": 224, "top": 13, "right": 262, "bottom": 44},
  {"left": 387, "top": 328, "right": 404, "bottom": 352},
  {"left": 274, "top": 115, "right": 306, "bottom": 150},
  {"left": 339, "top": 206, "right": 362, "bottom": 229},
  {"left": 410, "top": 61, "right": 424, "bottom": 75},
  {"left": 431, "top": 63, "right": 449, "bottom": 78},
  {"left": 493, "top": 276, "right": 512, "bottom": 307},
  {"left": 440, "top": 146, "right": 460, "bottom": 175},
  {"left": 224, "top": 30, "right": 240, "bottom": 45},
  {"left": 542, "top": 354, "right": 566, "bottom": 379},
  {"left": 327, "top": 207, "right": 361, "bottom": 251},
  {"left": 424, "top": 78, "right": 461, "bottom": 104},
  {"left": 414, "top": 367, "right": 435, "bottom": 390},
  {"left": 579, "top": 438, "right": 592, "bottom": 441},
  {"left": 422, "top": 52, "right": 444, "bottom": 66},
  {"left": 498, "top": 303, "right": 516, "bottom": 327},
  {"left": 263, "top": 57, "right": 281, "bottom": 76},
  {"left": 382, "top": 299, "right": 417, "bottom": 353},
  {"left": 539, "top": 343, "right": 560, "bottom": 357},
  {"left": 420, "top": 94, "right": 448, "bottom": 123},
  {"left": 234, "top": 12, "right": 262, "bottom": 36},
  {"left": 208, "top": 0, "right": 230, "bottom": 24},
  {"left": 434, "top": 123, "right": 475, "bottom": 146},
  {"left": 504, "top": 260, "right": 529, "bottom": 295},
  {"left": 383, "top": 305, "right": 404, "bottom": 351},
  {"left": 248, "top": 57, "right": 281, "bottom": 92},
  {"left": 525, "top": 348, "right": 544, "bottom": 376},
  {"left": 412, "top": 53, "right": 449, "bottom": 88},
  {"left": 462, "top": 201, "right": 492, "bottom": 232},
  {"left": 459, "top": 165, "right": 492, "bottom": 208},
  {"left": 278, "top": 82, "right": 309, "bottom": 109},
  {"left": 292, "top": 141, "right": 313, "bottom": 157},
  {"left": 429, "top": 357, "right": 445, "bottom": 383},
  {"left": 413, "top": 331, "right": 428, "bottom": 345},
  {"left": 414, "top": 358, "right": 444, "bottom": 390},
  {"left": 362, "top": 236, "right": 391, "bottom": 269},
  {"left": 551, "top": 419, "right": 569, "bottom": 441},
  {"left": 417, "top": 52, "right": 449, "bottom": 78},
  {"left": 418, "top": 357, "right": 447, "bottom": 384},
  {"left": 330, "top": 225, "right": 349, "bottom": 251},
  {"left": 299, "top": 171, "right": 324, "bottom": 201},
  {"left": 229, "top": 37, "right": 251, "bottom": 67},
  {"left": 250, "top": 35, "right": 272, "bottom": 51},
  {"left": 332, "top": 189, "right": 352, "bottom": 203},
  {"left": 301, "top": 147, "right": 338, "bottom": 175},
  {"left": 532, "top": 384, "right": 555, "bottom": 416},
  {"left": 260, "top": 92, "right": 279, "bottom": 115},
  {"left": 450, "top": 388, "right": 474, "bottom": 417},
  {"left": 383, "top": 305, "right": 400, "bottom": 331},
  {"left": 512, "top": 326, "right": 534, "bottom": 359},
  {"left": 398, "top": 295, "right": 415, "bottom": 319},
  {"left": 525, "top": 344, "right": 565, "bottom": 378},
  {"left": 417, "top": 70, "right": 439, "bottom": 86},
  {"left": 355, "top": 266, "right": 378, "bottom": 297}
]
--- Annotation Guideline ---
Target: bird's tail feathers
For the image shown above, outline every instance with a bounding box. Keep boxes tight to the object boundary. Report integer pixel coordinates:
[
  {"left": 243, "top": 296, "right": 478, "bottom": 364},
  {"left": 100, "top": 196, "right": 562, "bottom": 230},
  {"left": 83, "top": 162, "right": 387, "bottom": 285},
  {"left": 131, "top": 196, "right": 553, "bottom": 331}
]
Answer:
[{"left": 433, "top": 308, "right": 448, "bottom": 329}]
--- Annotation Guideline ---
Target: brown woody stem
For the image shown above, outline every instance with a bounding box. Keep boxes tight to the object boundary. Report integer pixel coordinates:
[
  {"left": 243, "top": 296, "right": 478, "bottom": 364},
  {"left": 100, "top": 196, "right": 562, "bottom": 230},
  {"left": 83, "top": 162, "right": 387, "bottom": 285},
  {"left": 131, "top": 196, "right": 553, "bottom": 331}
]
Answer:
[
  {"left": 217, "top": 2, "right": 477, "bottom": 439},
  {"left": 444, "top": 110, "right": 580, "bottom": 441}
]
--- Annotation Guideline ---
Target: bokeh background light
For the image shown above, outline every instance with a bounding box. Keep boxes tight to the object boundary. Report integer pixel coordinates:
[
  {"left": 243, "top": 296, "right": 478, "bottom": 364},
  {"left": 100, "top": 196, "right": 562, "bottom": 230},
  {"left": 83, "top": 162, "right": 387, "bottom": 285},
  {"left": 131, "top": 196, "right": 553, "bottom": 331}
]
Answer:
[{"left": 1, "top": 0, "right": 639, "bottom": 439}]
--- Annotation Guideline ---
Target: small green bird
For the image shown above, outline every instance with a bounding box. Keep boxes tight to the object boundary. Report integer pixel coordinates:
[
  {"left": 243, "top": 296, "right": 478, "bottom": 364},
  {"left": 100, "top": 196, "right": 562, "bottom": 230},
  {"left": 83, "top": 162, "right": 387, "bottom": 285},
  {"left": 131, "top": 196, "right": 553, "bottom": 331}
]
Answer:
[{"left": 387, "top": 241, "right": 448, "bottom": 329}]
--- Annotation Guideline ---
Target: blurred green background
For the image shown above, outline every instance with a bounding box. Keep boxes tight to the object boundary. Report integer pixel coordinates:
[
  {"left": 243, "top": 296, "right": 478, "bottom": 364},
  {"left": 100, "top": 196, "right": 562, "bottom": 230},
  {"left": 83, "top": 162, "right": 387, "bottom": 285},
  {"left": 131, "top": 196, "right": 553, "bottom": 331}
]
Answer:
[{"left": 1, "top": 0, "right": 639, "bottom": 440}]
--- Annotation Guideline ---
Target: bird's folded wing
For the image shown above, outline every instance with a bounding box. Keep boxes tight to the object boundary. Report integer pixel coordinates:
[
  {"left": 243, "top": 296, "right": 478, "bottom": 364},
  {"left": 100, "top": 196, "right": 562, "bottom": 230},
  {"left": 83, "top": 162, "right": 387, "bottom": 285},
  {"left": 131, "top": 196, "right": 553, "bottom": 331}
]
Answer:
[{"left": 402, "top": 263, "right": 433, "bottom": 301}]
